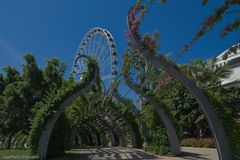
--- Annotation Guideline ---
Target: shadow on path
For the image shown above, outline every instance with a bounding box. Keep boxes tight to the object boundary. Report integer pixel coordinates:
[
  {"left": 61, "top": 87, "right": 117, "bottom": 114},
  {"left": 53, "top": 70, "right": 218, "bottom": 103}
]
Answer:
[
  {"left": 76, "top": 147, "right": 160, "bottom": 160},
  {"left": 50, "top": 147, "right": 218, "bottom": 160}
]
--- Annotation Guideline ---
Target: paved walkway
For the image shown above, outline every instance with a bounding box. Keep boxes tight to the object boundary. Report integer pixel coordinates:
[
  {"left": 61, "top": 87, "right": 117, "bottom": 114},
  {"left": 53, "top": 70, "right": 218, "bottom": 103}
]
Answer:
[{"left": 74, "top": 147, "right": 218, "bottom": 160}]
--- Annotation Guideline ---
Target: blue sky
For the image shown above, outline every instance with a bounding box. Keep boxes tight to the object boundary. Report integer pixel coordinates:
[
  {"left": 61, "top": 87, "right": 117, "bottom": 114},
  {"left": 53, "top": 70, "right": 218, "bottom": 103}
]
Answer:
[{"left": 0, "top": 0, "right": 239, "bottom": 76}]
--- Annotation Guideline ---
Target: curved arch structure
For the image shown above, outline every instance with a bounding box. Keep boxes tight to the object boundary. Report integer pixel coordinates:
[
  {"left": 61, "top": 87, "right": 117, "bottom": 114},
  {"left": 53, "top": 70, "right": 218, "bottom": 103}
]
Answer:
[
  {"left": 122, "top": 67, "right": 180, "bottom": 155},
  {"left": 112, "top": 89, "right": 139, "bottom": 116},
  {"left": 100, "top": 111, "right": 126, "bottom": 147},
  {"left": 107, "top": 102, "right": 139, "bottom": 148},
  {"left": 126, "top": 6, "right": 232, "bottom": 160},
  {"left": 81, "top": 112, "right": 121, "bottom": 147},
  {"left": 38, "top": 55, "right": 98, "bottom": 160},
  {"left": 112, "top": 88, "right": 147, "bottom": 146}
]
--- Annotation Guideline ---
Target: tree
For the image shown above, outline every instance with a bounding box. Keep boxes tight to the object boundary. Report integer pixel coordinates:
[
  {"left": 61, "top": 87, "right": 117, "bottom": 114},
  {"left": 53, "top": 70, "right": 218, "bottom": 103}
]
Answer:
[
  {"left": 0, "top": 82, "right": 32, "bottom": 148},
  {"left": 0, "top": 74, "right": 5, "bottom": 95},
  {"left": 2, "top": 66, "right": 22, "bottom": 85},
  {"left": 22, "top": 53, "right": 44, "bottom": 101},
  {"left": 43, "top": 58, "right": 67, "bottom": 92},
  {"left": 0, "top": 53, "right": 75, "bottom": 151},
  {"left": 156, "top": 80, "right": 209, "bottom": 138},
  {"left": 185, "top": 57, "right": 231, "bottom": 88}
]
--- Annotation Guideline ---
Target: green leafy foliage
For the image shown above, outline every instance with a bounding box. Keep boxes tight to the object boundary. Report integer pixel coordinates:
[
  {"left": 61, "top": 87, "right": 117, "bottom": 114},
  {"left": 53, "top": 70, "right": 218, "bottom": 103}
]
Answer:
[
  {"left": 142, "top": 104, "right": 170, "bottom": 155},
  {"left": 125, "top": 4, "right": 240, "bottom": 156},
  {"left": 1, "top": 82, "right": 33, "bottom": 135},
  {"left": 207, "top": 90, "right": 240, "bottom": 158},
  {"left": 28, "top": 58, "right": 98, "bottom": 155},
  {"left": 47, "top": 114, "right": 72, "bottom": 158},
  {"left": 2, "top": 66, "right": 22, "bottom": 85},
  {"left": 43, "top": 58, "right": 67, "bottom": 92},
  {"left": 116, "top": 102, "right": 143, "bottom": 148},
  {"left": 0, "top": 54, "right": 69, "bottom": 151}
]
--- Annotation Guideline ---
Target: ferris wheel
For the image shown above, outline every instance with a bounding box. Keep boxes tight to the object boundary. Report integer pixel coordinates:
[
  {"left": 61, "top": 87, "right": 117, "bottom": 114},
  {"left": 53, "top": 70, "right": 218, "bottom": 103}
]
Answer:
[{"left": 72, "top": 27, "right": 118, "bottom": 90}]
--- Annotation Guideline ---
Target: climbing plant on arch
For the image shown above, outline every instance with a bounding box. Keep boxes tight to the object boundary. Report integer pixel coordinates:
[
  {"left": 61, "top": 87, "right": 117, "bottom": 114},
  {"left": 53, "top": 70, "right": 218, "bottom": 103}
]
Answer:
[
  {"left": 29, "top": 55, "right": 99, "bottom": 159},
  {"left": 65, "top": 93, "right": 138, "bottom": 148},
  {"left": 29, "top": 56, "right": 143, "bottom": 159},
  {"left": 111, "top": 80, "right": 148, "bottom": 146},
  {"left": 125, "top": 5, "right": 240, "bottom": 160},
  {"left": 122, "top": 54, "right": 181, "bottom": 155},
  {"left": 101, "top": 95, "right": 143, "bottom": 148}
]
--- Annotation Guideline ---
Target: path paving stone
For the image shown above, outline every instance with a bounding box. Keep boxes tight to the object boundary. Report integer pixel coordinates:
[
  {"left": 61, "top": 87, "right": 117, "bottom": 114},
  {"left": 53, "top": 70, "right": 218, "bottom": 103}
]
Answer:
[{"left": 75, "top": 147, "right": 218, "bottom": 160}]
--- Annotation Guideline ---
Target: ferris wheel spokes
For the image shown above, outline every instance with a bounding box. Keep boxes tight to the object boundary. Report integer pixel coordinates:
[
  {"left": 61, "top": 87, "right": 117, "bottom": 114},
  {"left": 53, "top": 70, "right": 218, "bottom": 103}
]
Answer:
[{"left": 72, "top": 27, "right": 118, "bottom": 90}]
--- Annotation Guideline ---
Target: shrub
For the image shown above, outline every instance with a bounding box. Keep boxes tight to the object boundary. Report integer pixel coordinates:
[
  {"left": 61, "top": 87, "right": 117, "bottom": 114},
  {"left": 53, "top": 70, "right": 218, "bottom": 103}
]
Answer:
[
  {"left": 207, "top": 90, "right": 240, "bottom": 159},
  {"left": 181, "top": 138, "right": 215, "bottom": 148},
  {"left": 145, "top": 144, "right": 169, "bottom": 155}
]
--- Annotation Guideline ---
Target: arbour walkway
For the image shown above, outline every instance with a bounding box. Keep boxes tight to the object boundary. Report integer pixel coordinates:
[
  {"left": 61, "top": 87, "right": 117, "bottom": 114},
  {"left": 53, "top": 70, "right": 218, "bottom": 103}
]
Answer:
[
  {"left": 34, "top": 14, "right": 236, "bottom": 158},
  {"left": 65, "top": 147, "right": 218, "bottom": 160}
]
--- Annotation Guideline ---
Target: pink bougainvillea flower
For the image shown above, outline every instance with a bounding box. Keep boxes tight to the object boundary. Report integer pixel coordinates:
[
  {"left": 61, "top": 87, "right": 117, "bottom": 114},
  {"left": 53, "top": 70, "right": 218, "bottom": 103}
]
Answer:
[{"left": 125, "top": 30, "right": 130, "bottom": 36}]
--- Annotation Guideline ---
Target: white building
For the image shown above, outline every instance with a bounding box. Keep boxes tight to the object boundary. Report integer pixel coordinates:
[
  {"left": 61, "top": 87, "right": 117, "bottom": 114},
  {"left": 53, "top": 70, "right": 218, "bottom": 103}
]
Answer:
[{"left": 215, "top": 43, "right": 240, "bottom": 88}]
